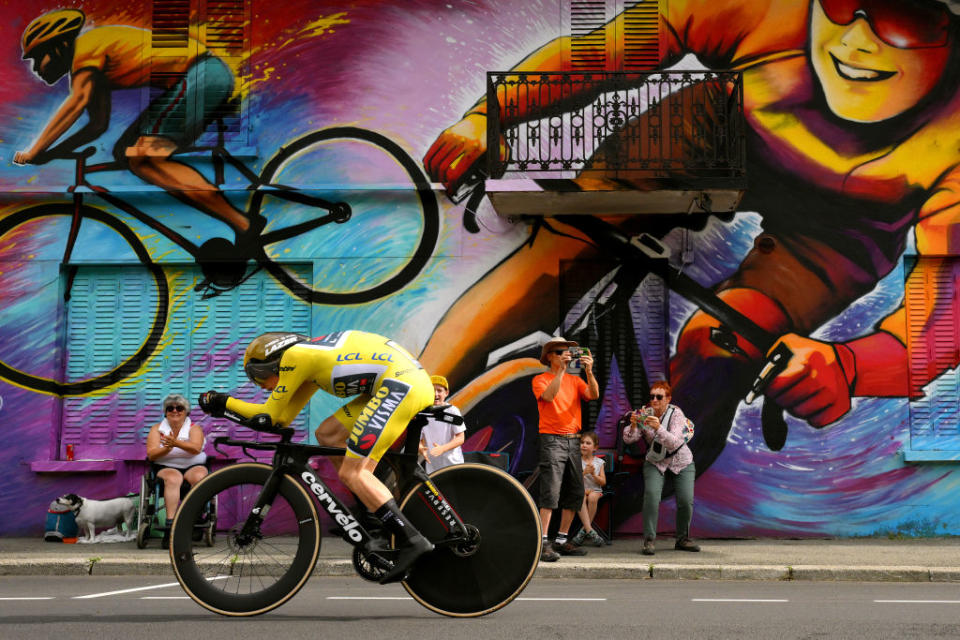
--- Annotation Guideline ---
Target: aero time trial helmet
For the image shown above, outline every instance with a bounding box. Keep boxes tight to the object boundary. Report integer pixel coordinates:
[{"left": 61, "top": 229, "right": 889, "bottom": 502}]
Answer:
[
  {"left": 243, "top": 332, "right": 306, "bottom": 385},
  {"left": 21, "top": 9, "right": 85, "bottom": 59}
]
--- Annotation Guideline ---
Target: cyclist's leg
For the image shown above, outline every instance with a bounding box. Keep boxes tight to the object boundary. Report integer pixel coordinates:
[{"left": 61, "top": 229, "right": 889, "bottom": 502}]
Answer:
[
  {"left": 124, "top": 56, "right": 251, "bottom": 237},
  {"left": 337, "top": 372, "right": 435, "bottom": 583},
  {"left": 313, "top": 399, "right": 386, "bottom": 531}
]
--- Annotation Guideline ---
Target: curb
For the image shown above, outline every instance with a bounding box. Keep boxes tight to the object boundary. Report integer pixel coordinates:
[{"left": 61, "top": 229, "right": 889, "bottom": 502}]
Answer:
[
  {"left": 3, "top": 558, "right": 960, "bottom": 582},
  {"left": 533, "top": 562, "right": 960, "bottom": 582}
]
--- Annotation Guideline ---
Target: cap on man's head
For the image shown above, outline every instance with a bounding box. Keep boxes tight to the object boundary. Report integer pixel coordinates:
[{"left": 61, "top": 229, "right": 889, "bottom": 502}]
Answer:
[
  {"left": 539, "top": 337, "right": 578, "bottom": 365},
  {"left": 430, "top": 375, "right": 449, "bottom": 390}
]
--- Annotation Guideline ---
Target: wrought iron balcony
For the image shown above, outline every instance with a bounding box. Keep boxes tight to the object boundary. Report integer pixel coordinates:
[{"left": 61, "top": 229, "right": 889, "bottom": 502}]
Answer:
[{"left": 482, "top": 70, "right": 747, "bottom": 216}]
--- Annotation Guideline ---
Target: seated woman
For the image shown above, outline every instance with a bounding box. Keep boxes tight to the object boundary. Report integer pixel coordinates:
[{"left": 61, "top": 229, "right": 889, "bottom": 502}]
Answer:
[{"left": 146, "top": 393, "right": 208, "bottom": 547}]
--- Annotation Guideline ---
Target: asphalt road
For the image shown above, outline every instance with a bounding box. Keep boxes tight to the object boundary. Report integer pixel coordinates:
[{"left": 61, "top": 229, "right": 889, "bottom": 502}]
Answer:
[{"left": 3, "top": 576, "right": 960, "bottom": 639}]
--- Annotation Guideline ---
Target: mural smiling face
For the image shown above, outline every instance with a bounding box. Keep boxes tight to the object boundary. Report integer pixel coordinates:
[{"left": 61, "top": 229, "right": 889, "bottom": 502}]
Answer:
[{"left": 809, "top": 0, "right": 954, "bottom": 122}]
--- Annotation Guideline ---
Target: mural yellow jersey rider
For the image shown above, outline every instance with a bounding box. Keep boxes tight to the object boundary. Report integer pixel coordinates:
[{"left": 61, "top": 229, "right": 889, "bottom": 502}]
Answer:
[
  {"left": 71, "top": 25, "right": 211, "bottom": 89},
  {"left": 14, "top": 9, "right": 257, "bottom": 247}
]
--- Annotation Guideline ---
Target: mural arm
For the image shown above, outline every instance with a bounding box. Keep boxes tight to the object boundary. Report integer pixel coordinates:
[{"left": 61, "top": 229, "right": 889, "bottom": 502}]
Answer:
[
  {"left": 764, "top": 190, "right": 960, "bottom": 426},
  {"left": 843, "top": 188, "right": 960, "bottom": 397},
  {"left": 44, "top": 71, "right": 111, "bottom": 159},
  {"left": 13, "top": 69, "right": 102, "bottom": 165}
]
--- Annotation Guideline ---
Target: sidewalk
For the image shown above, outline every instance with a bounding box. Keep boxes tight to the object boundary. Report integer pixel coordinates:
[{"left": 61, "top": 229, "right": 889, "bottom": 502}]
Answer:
[{"left": 3, "top": 535, "right": 960, "bottom": 581}]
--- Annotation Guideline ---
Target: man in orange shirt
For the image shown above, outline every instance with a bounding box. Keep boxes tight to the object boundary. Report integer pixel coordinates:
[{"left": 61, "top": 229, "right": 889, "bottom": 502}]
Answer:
[{"left": 532, "top": 337, "right": 599, "bottom": 562}]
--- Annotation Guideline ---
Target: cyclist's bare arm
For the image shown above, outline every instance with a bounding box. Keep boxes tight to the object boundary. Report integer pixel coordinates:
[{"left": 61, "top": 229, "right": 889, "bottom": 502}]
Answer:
[
  {"left": 14, "top": 69, "right": 105, "bottom": 165},
  {"left": 226, "top": 359, "right": 317, "bottom": 428},
  {"left": 45, "top": 73, "right": 110, "bottom": 159}
]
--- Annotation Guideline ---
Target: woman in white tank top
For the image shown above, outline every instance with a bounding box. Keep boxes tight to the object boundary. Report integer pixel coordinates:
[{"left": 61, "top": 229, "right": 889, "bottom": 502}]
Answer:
[{"left": 146, "top": 393, "right": 208, "bottom": 545}]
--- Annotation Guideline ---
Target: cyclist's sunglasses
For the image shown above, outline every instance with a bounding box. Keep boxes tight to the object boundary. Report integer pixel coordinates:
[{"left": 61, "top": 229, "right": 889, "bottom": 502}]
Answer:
[
  {"left": 818, "top": 0, "right": 952, "bottom": 49},
  {"left": 245, "top": 360, "right": 277, "bottom": 385}
]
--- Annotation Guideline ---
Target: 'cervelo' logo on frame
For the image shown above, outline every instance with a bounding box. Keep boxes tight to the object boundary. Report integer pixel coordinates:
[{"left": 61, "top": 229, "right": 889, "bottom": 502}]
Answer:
[{"left": 301, "top": 471, "right": 363, "bottom": 542}]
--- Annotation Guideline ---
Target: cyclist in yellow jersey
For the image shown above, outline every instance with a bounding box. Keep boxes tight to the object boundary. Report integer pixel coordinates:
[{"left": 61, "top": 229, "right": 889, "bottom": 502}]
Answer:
[
  {"left": 13, "top": 9, "right": 260, "bottom": 247},
  {"left": 198, "top": 330, "right": 436, "bottom": 583}
]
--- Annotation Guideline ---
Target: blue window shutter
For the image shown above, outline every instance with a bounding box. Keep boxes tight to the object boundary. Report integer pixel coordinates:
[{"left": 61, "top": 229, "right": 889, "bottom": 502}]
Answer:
[
  {"left": 62, "top": 267, "right": 159, "bottom": 461},
  {"left": 186, "top": 263, "right": 313, "bottom": 442},
  {"left": 60, "top": 263, "right": 312, "bottom": 461}
]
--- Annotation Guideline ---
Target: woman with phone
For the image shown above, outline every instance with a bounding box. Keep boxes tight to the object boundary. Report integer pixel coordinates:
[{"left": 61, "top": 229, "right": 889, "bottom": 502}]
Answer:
[{"left": 622, "top": 381, "right": 698, "bottom": 556}]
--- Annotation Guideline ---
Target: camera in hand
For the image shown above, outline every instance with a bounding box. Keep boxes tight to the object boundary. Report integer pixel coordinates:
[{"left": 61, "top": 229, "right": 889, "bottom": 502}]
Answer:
[{"left": 566, "top": 346, "right": 590, "bottom": 372}]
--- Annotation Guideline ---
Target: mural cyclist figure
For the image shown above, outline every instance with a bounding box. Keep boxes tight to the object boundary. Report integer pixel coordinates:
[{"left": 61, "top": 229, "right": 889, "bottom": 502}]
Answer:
[
  {"left": 197, "top": 330, "right": 436, "bottom": 584},
  {"left": 420, "top": 0, "right": 960, "bottom": 479},
  {"left": 13, "top": 9, "right": 263, "bottom": 248}
]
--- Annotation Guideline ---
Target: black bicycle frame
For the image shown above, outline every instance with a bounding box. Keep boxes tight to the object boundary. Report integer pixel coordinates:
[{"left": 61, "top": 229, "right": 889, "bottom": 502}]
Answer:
[{"left": 212, "top": 434, "right": 470, "bottom": 549}]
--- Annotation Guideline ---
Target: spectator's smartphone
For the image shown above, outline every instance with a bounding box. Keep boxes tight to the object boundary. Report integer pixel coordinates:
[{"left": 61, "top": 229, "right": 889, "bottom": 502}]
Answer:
[{"left": 567, "top": 346, "right": 590, "bottom": 371}]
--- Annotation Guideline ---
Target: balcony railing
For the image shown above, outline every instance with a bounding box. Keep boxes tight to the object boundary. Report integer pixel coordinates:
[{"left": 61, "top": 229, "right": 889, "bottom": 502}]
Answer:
[{"left": 484, "top": 70, "right": 746, "bottom": 187}]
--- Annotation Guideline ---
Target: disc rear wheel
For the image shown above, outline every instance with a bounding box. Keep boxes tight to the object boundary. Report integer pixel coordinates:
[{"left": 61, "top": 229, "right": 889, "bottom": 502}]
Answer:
[{"left": 399, "top": 463, "right": 542, "bottom": 617}]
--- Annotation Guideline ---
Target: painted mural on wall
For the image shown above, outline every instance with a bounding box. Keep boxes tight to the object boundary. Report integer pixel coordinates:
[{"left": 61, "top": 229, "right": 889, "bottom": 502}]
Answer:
[{"left": 1, "top": 0, "right": 958, "bottom": 537}]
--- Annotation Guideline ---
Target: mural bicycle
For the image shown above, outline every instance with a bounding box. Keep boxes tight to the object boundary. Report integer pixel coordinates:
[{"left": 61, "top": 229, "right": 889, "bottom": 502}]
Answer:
[{"left": 0, "top": 126, "right": 438, "bottom": 395}]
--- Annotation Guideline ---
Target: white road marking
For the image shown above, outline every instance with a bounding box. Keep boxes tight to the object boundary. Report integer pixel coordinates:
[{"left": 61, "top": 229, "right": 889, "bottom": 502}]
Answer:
[
  {"left": 517, "top": 597, "right": 607, "bottom": 601},
  {"left": 73, "top": 576, "right": 227, "bottom": 599},
  {"left": 874, "top": 600, "right": 960, "bottom": 604},
  {"left": 692, "top": 598, "right": 789, "bottom": 603},
  {"left": 73, "top": 582, "right": 181, "bottom": 599},
  {"left": 327, "top": 596, "right": 607, "bottom": 602},
  {"left": 328, "top": 596, "right": 412, "bottom": 600},
  {"left": 0, "top": 597, "right": 55, "bottom": 600}
]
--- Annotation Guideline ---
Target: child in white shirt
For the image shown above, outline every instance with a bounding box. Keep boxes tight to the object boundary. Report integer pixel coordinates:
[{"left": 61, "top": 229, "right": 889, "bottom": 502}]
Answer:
[{"left": 419, "top": 375, "right": 466, "bottom": 473}]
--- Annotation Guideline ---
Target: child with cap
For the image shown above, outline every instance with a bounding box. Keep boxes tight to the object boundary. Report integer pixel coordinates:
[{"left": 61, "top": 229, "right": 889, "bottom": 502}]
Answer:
[{"left": 419, "top": 375, "right": 466, "bottom": 473}]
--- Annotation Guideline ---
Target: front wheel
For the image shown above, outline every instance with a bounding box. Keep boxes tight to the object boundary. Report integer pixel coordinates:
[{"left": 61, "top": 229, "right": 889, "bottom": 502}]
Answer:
[
  {"left": 170, "top": 463, "right": 321, "bottom": 616},
  {"left": 399, "top": 463, "right": 542, "bottom": 617}
]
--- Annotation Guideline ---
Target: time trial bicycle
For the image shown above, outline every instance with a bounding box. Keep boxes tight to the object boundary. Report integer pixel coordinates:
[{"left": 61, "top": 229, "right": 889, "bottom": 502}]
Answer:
[{"left": 168, "top": 406, "right": 542, "bottom": 617}]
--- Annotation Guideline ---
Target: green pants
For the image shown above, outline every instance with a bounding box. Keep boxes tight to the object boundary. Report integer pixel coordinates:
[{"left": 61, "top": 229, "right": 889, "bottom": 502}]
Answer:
[{"left": 642, "top": 460, "right": 696, "bottom": 540}]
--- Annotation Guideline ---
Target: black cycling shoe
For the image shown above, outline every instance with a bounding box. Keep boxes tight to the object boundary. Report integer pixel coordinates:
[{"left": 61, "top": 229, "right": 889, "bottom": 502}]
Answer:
[{"left": 378, "top": 534, "right": 434, "bottom": 585}]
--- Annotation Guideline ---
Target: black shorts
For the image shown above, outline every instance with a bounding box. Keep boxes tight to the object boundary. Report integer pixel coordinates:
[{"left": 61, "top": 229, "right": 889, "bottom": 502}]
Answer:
[
  {"left": 537, "top": 433, "right": 585, "bottom": 511},
  {"left": 151, "top": 461, "right": 209, "bottom": 476}
]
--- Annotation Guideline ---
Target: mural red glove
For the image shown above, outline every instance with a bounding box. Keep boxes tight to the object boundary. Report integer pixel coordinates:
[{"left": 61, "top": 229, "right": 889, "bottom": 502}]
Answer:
[
  {"left": 423, "top": 113, "right": 489, "bottom": 193},
  {"left": 764, "top": 333, "right": 856, "bottom": 428},
  {"left": 198, "top": 391, "right": 229, "bottom": 417}
]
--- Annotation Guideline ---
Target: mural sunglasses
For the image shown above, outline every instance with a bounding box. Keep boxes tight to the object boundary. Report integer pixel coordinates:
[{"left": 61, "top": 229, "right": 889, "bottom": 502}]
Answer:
[
  {"left": 650, "top": 393, "right": 666, "bottom": 400},
  {"left": 818, "top": 0, "right": 951, "bottom": 49},
  {"left": 165, "top": 405, "right": 186, "bottom": 413}
]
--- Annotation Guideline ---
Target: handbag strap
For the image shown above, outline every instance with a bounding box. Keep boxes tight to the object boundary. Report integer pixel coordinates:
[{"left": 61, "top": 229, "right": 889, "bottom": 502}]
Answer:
[{"left": 658, "top": 406, "right": 687, "bottom": 459}]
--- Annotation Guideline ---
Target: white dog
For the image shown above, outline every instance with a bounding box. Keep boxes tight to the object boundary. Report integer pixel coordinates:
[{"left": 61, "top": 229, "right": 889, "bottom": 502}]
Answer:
[{"left": 56, "top": 493, "right": 136, "bottom": 542}]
